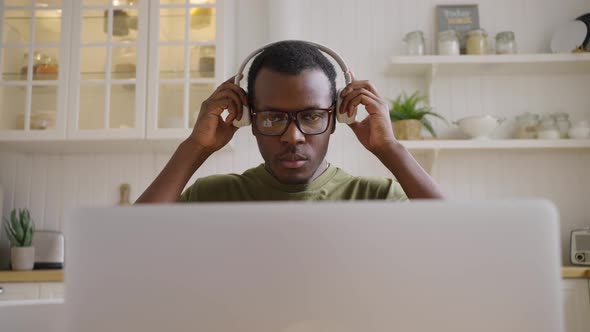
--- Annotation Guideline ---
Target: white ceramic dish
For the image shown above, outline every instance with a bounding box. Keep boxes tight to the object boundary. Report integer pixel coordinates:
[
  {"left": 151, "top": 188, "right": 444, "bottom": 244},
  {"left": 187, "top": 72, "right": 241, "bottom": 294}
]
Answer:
[
  {"left": 568, "top": 127, "right": 590, "bottom": 139},
  {"left": 454, "top": 115, "right": 505, "bottom": 139},
  {"left": 550, "top": 20, "right": 588, "bottom": 53}
]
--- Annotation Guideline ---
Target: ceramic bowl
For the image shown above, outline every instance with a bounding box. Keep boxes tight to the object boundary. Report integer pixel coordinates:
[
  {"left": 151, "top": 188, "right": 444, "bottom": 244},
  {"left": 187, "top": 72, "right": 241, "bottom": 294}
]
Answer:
[{"left": 454, "top": 115, "right": 505, "bottom": 139}]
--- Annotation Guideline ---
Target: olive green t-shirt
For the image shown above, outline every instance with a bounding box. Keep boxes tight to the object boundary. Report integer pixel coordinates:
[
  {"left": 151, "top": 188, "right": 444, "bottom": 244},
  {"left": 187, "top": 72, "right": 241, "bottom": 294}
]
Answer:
[{"left": 178, "top": 163, "right": 408, "bottom": 202}]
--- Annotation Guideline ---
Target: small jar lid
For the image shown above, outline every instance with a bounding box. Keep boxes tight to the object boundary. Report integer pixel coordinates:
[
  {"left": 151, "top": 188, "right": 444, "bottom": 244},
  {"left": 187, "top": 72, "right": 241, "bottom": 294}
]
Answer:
[
  {"left": 496, "top": 31, "right": 515, "bottom": 40},
  {"left": 404, "top": 30, "right": 424, "bottom": 40},
  {"left": 438, "top": 29, "right": 458, "bottom": 38},
  {"left": 467, "top": 29, "right": 487, "bottom": 37}
]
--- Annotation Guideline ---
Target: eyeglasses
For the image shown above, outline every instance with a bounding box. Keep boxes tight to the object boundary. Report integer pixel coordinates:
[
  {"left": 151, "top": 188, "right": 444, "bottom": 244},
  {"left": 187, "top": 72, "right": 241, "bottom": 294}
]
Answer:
[{"left": 251, "top": 103, "right": 335, "bottom": 136}]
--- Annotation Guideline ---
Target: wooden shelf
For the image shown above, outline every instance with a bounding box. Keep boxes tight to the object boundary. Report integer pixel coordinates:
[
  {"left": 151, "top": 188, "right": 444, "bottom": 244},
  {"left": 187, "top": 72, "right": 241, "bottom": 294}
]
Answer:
[
  {"left": 0, "top": 267, "right": 585, "bottom": 283},
  {"left": 401, "top": 139, "right": 590, "bottom": 151},
  {"left": 562, "top": 267, "right": 590, "bottom": 279},
  {"left": 390, "top": 53, "right": 590, "bottom": 76},
  {"left": 0, "top": 270, "right": 63, "bottom": 283}
]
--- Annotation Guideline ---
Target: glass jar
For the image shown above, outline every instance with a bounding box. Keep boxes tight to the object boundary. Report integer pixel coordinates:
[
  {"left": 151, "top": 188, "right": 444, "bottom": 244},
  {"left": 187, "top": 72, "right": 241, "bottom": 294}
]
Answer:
[
  {"left": 514, "top": 112, "right": 540, "bottom": 139},
  {"left": 466, "top": 29, "right": 488, "bottom": 55},
  {"left": 438, "top": 30, "right": 460, "bottom": 56},
  {"left": 553, "top": 112, "right": 571, "bottom": 138},
  {"left": 495, "top": 31, "right": 517, "bottom": 54},
  {"left": 403, "top": 31, "right": 425, "bottom": 56},
  {"left": 537, "top": 114, "right": 560, "bottom": 139}
]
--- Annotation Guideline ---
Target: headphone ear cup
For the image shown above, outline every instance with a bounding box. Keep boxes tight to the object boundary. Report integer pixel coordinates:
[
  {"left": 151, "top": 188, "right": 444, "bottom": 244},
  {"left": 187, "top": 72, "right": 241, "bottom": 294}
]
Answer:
[
  {"left": 335, "top": 88, "right": 356, "bottom": 124},
  {"left": 232, "top": 105, "right": 251, "bottom": 128}
]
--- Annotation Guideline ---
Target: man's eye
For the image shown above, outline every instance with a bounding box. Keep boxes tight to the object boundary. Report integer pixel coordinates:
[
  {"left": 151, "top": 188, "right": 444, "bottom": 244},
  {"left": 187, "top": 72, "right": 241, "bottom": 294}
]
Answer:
[
  {"left": 268, "top": 114, "right": 286, "bottom": 122},
  {"left": 301, "top": 112, "right": 323, "bottom": 121}
]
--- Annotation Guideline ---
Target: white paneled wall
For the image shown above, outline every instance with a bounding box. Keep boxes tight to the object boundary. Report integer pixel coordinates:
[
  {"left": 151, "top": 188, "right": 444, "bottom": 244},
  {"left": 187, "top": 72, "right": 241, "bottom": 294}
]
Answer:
[{"left": 1, "top": 0, "right": 590, "bottom": 269}]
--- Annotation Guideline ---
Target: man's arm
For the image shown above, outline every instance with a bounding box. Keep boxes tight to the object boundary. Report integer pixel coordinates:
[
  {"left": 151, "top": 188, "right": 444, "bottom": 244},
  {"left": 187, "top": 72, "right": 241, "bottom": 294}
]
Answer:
[
  {"left": 374, "top": 142, "right": 444, "bottom": 199},
  {"left": 135, "top": 76, "right": 248, "bottom": 204},
  {"left": 135, "top": 139, "right": 211, "bottom": 203},
  {"left": 339, "top": 73, "right": 445, "bottom": 199}
]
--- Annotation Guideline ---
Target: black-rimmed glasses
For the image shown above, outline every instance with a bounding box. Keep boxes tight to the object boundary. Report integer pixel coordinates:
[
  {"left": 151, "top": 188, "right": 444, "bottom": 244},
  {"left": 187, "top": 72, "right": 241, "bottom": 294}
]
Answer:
[{"left": 251, "top": 102, "right": 335, "bottom": 136}]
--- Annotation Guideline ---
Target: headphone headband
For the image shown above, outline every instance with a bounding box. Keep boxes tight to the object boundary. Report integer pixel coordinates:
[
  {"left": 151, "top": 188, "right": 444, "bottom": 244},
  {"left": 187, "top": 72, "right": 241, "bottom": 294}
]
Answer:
[{"left": 233, "top": 40, "right": 352, "bottom": 87}]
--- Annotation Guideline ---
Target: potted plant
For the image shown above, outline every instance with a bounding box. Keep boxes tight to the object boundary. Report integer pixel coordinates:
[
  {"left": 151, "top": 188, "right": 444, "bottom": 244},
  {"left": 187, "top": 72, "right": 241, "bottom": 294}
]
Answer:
[
  {"left": 3, "top": 208, "right": 35, "bottom": 271},
  {"left": 389, "top": 91, "right": 447, "bottom": 140}
]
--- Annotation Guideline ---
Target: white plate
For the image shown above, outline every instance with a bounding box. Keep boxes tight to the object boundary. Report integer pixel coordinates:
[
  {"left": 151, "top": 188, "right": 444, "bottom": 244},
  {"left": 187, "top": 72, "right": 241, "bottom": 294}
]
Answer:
[{"left": 551, "top": 20, "right": 588, "bottom": 53}]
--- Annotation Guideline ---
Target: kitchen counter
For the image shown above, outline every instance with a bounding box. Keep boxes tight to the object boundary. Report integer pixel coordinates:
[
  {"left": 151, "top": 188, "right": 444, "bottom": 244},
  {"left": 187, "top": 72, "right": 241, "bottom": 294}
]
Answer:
[
  {"left": 562, "top": 266, "right": 590, "bottom": 278},
  {"left": 0, "top": 270, "right": 63, "bottom": 282},
  {"left": 0, "top": 267, "right": 589, "bottom": 282}
]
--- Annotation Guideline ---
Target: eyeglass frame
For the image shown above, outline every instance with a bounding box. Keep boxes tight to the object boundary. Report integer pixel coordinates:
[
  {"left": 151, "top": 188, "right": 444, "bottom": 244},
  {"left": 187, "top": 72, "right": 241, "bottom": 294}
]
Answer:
[{"left": 250, "top": 101, "right": 337, "bottom": 136}]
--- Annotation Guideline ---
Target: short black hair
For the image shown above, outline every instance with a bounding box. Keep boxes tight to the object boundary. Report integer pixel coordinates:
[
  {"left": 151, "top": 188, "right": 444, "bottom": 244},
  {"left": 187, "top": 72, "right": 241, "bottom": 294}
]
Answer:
[{"left": 246, "top": 40, "right": 337, "bottom": 105}]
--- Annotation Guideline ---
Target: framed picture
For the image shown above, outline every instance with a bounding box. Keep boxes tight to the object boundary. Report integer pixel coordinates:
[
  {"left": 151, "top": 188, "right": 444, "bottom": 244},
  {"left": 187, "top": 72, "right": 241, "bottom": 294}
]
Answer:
[{"left": 436, "top": 4, "right": 480, "bottom": 53}]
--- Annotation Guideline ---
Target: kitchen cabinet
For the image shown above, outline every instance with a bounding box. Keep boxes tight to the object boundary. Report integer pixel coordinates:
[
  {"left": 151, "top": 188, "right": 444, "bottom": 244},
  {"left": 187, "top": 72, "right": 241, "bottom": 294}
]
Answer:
[
  {"left": 562, "top": 278, "right": 590, "bottom": 332},
  {"left": 0, "top": 282, "right": 64, "bottom": 302},
  {"left": 0, "top": 0, "right": 72, "bottom": 141},
  {"left": 0, "top": 0, "right": 233, "bottom": 149}
]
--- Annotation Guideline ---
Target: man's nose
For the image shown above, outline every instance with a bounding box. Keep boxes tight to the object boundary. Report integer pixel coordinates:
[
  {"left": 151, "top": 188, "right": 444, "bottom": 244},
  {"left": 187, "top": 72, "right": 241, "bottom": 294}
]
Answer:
[{"left": 280, "top": 120, "right": 306, "bottom": 144}]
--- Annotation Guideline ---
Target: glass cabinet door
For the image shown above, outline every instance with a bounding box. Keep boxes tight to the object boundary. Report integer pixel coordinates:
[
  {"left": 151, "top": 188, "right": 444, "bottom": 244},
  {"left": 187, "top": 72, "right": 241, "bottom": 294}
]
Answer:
[
  {"left": 68, "top": 0, "right": 147, "bottom": 139},
  {"left": 146, "top": 0, "right": 219, "bottom": 139},
  {"left": 0, "top": 0, "right": 69, "bottom": 139}
]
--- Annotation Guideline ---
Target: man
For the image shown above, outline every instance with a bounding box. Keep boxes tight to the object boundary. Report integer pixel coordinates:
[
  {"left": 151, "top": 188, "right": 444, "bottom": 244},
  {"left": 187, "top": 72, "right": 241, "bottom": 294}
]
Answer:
[{"left": 136, "top": 41, "right": 444, "bottom": 203}]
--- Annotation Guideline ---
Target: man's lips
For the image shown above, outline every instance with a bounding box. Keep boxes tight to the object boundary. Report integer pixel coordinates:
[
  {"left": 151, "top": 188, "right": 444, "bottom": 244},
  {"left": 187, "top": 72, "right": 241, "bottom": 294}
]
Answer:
[{"left": 278, "top": 154, "right": 308, "bottom": 169}]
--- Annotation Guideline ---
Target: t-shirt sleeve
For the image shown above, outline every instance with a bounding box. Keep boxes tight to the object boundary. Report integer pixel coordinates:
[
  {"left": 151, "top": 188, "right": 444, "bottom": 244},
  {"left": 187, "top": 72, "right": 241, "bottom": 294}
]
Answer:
[
  {"left": 177, "top": 182, "right": 197, "bottom": 202},
  {"left": 388, "top": 180, "right": 409, "bottom": 202}
]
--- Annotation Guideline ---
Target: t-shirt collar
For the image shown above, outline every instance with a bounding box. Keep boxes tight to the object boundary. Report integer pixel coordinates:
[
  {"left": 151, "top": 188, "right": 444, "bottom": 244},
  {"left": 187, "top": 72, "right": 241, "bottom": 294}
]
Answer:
[{"left": 256, "top": 162, "right": 338, "bottom": 193}]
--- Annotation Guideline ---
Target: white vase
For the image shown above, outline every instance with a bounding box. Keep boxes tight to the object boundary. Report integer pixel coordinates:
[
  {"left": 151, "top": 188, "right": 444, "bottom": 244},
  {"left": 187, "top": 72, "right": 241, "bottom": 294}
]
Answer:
[{"left": 11, "top": 246, "right": 35, "bottom": 271}]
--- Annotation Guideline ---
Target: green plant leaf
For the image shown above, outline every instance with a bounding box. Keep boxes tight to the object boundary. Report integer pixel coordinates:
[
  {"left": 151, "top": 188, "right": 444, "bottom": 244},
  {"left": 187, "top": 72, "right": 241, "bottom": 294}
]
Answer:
[
  {"left": 389, "top": 91, "right": 447, "bottom": 125},
  {"left": 11, "top": 209, "right": 24, "bottom": 244},
  {"left": 3, "top": 219, "right": 18, "bottom": 246},
  {"left": 421, "top": 118, "right": 437, "bottom": 137},
  {"left": 23, "top": 225, "right": 33, "bottom": 247}
]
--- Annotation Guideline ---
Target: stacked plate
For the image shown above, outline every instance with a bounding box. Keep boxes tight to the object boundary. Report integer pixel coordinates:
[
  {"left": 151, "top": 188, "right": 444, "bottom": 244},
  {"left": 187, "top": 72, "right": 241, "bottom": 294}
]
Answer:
[{"left": 550, "top": 13, "right": 590, "bottom": 53}]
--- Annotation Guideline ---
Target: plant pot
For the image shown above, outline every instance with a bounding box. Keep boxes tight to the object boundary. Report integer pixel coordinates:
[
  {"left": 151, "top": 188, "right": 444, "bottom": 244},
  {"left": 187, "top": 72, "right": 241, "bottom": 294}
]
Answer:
[
  {"left": 393, "top": 119, "right": 422, "bottom": 140},
  {"left": 10, "top": 246, "right": 35, "bottom": 271}
]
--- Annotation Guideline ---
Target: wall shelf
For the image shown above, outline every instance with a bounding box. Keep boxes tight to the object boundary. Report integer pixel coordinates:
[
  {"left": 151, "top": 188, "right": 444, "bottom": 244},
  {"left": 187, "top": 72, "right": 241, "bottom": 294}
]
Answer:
[
  {"left": 402, "top": 139, "right": 590, "bottom": 151},
  {"left": 390, "top": 53, "right": 590, "bottom": 76}
]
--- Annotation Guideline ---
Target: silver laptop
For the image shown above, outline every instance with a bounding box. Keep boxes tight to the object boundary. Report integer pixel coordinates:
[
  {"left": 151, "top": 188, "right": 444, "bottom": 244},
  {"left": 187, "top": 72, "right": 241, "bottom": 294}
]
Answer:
[{"left": 63, "top": 200, "right": 564, "bottom": 332}]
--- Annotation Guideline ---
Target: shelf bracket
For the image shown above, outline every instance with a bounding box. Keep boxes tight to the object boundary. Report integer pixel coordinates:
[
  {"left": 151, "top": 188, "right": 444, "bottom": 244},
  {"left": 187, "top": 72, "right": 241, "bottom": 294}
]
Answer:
[
  {"left": 426, "top": 64, "right": 438, "bottom": 109},
  {"left": 423, "top": 148, "right": 440, "bottom": 179}
]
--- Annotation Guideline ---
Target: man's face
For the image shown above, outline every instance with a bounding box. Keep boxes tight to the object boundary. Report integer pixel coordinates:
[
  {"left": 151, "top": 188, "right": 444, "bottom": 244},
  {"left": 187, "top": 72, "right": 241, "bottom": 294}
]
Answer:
[{"left": 251, "top": 68, "right": 334, "bottom": 185}]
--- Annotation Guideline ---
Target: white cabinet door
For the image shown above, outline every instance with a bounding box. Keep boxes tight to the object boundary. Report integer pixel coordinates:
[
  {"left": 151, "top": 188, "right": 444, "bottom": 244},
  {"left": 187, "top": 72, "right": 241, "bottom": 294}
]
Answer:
[
  {"left": 563, "top": 279, "right": 590, "bottom": 332},
  {"left": 67, "top": 0, "right": 148, "bottom": 140},
  {"left": 39, "top": 282, "right": 64, "bottom": 299},
  {"left": 146, "top": 0, "right": 231, "bottom": 139},
  {"left": 0, "top": 0, "right": 71, "bottom": 140},
  {"left": 0, "top": 283, "right": 40, "bottom": 301}
]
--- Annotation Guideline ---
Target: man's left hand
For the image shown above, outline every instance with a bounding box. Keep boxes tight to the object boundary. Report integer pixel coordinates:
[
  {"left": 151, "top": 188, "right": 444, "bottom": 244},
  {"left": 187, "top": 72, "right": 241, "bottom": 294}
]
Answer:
[{"left": 339, "top": 73, "right": 397, "bottom": 157}]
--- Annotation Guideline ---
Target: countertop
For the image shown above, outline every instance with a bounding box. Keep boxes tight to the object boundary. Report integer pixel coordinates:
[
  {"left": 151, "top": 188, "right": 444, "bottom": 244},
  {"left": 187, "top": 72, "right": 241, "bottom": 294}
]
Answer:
[
  {"left": 0, "top": 270, "right": 63, "bottom": 282},
  {"left": 1, "top": 267, "right": 589, "bottom": 283}
]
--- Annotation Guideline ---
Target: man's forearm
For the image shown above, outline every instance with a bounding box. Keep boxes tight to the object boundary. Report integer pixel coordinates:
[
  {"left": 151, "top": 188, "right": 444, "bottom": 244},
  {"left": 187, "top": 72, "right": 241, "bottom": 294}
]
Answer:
[
  {"left": 135, "top": 139, "right": 212, "bottom": 204},
  {"left": 376, "top": 142, "right": 445, "bottom": 199}
]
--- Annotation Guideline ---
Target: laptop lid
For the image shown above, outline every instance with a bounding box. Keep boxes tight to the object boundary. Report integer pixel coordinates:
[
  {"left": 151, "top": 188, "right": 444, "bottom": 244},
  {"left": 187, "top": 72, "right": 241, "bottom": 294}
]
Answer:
[{"left": 65, "top": 200, "right": 563, "bottom": 332}]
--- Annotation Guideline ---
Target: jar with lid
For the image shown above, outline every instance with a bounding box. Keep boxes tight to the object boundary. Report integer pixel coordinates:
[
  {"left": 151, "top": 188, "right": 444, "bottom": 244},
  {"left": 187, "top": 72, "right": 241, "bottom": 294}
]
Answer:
[
  {"left": 537, "top": 114, "right": 560, "bottom": 139},
  {"left": 514, "top": 112, "right": 540, "bottom": 139},
  {"left": 466, "top": 29, "right": 488, "bottom": 55},
  {"left": 553, "top": 112, "right": 571, "bottom": 138},
  {"left": 495, "top": 31, "right": 517, "bottom": 54},
  {"left": 403, "top": 31, "right": 425, "bottom": 56},
  {"left": 438, "top": 30, "right": 460, "bottom": 56}
]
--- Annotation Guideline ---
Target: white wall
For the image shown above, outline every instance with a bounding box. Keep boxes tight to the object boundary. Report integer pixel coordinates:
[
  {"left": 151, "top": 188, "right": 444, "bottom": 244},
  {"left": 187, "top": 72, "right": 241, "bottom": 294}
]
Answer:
[{"left": 1, "top": 0, "right": 590, "bottom": 268}]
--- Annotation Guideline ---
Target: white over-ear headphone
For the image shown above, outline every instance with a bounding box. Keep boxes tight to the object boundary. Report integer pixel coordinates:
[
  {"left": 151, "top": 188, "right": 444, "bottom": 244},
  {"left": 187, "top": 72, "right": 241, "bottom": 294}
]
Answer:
[{"left": 232, "top": 40, "right": 357, "bottom": 128}]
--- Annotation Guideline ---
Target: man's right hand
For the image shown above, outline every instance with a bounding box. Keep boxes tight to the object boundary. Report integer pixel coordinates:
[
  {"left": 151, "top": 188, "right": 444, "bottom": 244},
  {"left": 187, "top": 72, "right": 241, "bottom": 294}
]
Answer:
[{"left": 188, "top": 76, "right": 248, "bottom": 153}]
